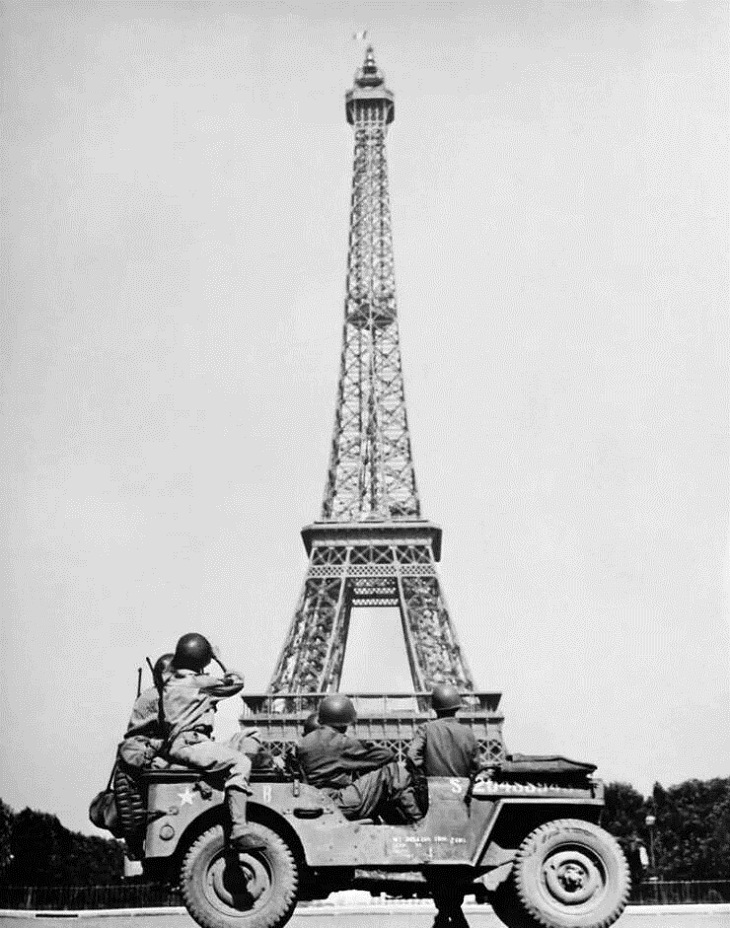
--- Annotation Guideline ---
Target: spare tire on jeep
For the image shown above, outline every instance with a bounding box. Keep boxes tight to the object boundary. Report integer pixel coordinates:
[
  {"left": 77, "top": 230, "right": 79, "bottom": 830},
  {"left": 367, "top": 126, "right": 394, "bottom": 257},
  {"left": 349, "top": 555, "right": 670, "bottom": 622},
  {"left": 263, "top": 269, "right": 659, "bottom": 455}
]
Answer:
[{"left": 113, "top": 764, "right": 146, "bottom": 859}]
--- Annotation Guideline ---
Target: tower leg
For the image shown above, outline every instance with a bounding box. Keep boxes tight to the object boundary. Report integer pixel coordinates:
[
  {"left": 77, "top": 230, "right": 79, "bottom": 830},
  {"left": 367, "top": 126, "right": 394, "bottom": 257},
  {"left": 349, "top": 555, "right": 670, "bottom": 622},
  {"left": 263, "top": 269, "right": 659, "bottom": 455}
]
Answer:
[
  {"left": 400, "top": 575, "right": 473, "bottom": 690},
  {"left": 270, "top": 574, "right": 347, "bottom": 692}
]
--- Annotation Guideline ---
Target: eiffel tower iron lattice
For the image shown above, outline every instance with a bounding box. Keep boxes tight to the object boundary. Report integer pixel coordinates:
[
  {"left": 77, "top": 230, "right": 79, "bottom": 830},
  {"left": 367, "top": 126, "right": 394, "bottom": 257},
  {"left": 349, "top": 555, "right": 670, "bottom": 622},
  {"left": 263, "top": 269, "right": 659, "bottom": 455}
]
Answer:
[{"left": 269, "top": 48, "right": 475, "bottom": 695}]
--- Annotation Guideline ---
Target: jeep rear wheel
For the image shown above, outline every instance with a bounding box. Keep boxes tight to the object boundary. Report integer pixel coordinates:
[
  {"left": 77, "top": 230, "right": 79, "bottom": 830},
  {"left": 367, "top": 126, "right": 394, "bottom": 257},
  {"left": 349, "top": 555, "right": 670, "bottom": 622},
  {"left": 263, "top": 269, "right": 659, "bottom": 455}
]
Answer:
[
  {"left": 181, "top": 823, "right": 299, "bottom": 928},
  {"left": 512, "top": 819, "right": 630, "bottom": 928}
]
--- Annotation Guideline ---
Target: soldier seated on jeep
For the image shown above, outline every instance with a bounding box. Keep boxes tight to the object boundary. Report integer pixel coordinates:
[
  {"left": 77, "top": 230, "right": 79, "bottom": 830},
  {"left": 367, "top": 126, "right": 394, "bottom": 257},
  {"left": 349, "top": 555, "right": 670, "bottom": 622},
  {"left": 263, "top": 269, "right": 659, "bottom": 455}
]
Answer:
[
  {"left": 162, "top": 633, "right": 265, "bottom": 854},
  {"left": 296, "top": 693, "right": 423, "bottom": 823},
  {"left": 118, "top": 652, "right": 174, "bottom": 770}
]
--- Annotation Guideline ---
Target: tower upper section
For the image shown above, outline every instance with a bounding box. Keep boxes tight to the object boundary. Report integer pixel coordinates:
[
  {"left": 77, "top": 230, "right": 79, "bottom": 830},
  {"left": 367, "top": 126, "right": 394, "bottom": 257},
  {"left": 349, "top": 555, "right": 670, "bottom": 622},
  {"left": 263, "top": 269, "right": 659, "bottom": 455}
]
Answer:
[
  {"left": 345, "top": 46, "right": 395, "bottom": 126},
  {"left": 321, "top": 48, "right": 421, "bottom": 523}
]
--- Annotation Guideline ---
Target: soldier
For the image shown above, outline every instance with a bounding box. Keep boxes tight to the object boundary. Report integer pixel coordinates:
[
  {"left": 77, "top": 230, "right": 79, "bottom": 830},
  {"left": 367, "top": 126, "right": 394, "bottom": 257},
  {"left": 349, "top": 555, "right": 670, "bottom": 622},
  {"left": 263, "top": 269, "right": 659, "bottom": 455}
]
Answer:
[
  {"left": 163, "top": 633, "right": 263, "bottom": 853},
  {"left": 407, "top": 684, "right": 481, "bottom": 779},
  {"left": 297, "top": 694, "right": 422, "bottom": 823},
  {"left": 118, "top": 652, "right": 175, "bottom": 769},
  {"left": 408, "top": 684, "right": 480, "bottom": 928}
]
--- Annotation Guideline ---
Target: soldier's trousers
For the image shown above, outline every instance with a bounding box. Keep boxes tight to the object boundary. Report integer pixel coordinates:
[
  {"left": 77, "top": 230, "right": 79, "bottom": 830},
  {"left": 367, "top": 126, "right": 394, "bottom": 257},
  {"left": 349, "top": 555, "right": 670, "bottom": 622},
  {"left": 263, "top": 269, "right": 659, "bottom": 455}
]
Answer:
[
  {"left": 168, "top": 731, "right": 254, "bottom": 790},
  {"left": 168, "top": 731, "right": 254, "bottom": 842},
  {"left": 333, "top": 761, "right": 423, "bottom": 823},
  {"left": 426, "top": 867, "right": 471, "bottom": 928}
]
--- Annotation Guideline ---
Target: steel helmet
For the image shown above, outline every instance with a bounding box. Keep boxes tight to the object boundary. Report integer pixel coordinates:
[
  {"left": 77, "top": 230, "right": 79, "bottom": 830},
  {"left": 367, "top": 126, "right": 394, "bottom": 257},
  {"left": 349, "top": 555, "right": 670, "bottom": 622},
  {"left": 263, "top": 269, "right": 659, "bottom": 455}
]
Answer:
[
  {"left": 152, "top": 652, "right": 175, "bottom": 686},
  {"left": 431, "top": 683, "right": 462, "bottom": 713},
  {"left": 172, "top": 633, "right": 213, "bottom": 672},
  {"left": 318, "top": 694, "right": 357, "bottom": 728}
]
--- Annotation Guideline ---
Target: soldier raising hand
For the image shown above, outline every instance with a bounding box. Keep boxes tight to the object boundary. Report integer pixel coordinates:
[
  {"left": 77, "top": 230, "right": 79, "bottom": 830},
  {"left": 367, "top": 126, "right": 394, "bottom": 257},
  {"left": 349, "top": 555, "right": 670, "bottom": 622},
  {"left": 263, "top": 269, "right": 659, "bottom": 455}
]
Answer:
[{"left": 163, "top": 633, "right": 263, "bottom": 854}]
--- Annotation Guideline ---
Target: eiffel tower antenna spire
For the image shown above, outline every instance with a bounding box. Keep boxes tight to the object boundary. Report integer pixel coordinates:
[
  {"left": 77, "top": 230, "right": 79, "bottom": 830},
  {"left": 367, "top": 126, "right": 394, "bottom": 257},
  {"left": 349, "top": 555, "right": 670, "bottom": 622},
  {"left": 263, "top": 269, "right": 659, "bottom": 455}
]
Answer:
[{"left": 269, "top": 49, "right": 474, "bottom": 694}]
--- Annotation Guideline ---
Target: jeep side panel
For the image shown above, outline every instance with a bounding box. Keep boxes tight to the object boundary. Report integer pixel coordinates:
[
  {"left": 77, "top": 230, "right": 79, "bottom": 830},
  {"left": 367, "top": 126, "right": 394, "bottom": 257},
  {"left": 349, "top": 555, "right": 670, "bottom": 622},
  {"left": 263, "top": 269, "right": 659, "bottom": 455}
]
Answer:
[{"left": 144, "top": 775, "right": 601, "bottom": 869}]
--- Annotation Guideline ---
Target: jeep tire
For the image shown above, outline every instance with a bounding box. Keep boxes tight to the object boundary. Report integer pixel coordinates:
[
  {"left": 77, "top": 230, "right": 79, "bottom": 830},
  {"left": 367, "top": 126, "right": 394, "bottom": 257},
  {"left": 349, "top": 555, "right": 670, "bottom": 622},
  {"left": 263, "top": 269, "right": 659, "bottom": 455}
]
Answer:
[
  {"left": 512, "top": 818, "right": 630, "bottom": 928},
  {"left": 490, "top": 873, "right": 540, "bottom": 928},
  {"left": 181, "top": 822, "right": 299, "bottom": 928}
]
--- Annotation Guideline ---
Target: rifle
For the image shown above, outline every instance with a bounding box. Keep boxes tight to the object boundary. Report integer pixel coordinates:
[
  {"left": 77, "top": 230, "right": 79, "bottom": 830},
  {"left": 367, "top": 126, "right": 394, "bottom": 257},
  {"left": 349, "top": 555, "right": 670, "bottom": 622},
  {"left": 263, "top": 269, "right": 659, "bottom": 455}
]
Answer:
[{"left": 146, "top": 656, "right": 170, "bottom": 742}]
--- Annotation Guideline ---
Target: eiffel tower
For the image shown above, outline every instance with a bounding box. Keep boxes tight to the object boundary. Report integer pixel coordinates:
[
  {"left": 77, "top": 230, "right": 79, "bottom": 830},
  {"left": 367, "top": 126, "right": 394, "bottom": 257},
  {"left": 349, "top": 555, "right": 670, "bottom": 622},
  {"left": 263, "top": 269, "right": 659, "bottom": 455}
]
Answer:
[{"left": 269, "top": 48, "right": 475, "bottom": 696}]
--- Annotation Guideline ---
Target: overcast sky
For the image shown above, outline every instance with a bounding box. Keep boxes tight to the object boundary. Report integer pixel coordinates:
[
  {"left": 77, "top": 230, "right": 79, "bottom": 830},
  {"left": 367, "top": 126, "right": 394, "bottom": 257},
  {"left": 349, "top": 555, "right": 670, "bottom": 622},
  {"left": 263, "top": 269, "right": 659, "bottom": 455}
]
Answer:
[{"left": 1, "top": 0, "right": 728, "bottom": 835}]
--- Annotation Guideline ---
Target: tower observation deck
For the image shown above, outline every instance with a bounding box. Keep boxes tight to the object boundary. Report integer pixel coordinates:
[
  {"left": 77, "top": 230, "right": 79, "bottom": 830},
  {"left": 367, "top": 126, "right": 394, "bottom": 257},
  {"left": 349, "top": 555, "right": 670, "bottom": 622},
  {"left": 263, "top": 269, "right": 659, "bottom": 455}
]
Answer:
[{"left": 268, "top": 48, "right": 475, "bottom": 695}]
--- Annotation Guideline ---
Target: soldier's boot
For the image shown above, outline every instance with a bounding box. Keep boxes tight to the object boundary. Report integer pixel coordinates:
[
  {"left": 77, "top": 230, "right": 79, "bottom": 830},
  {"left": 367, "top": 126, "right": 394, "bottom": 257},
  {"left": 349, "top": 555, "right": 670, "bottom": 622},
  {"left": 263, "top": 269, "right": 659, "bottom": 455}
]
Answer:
[
  {"left": 227, "top": 787, "right": 266, "bottom": 853},
  {"left": 440, "top": 894, "right": 470, "bottom": 928},
  {"left": 430, "top": 896, "right": 453, "bottom": 928},
  {"left": 447, "top": 911, "right": 470, "bottom": 928}
]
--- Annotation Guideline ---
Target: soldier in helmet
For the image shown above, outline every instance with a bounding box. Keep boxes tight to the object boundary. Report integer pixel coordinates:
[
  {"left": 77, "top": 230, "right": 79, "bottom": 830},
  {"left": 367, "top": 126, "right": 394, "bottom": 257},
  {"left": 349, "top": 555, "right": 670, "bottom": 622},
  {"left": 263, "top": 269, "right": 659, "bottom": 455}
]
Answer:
[
  {"left": 408, "top": 684, "right": 481, "bottom": 928},
  {"left": 163, "top": 633, "right": 262, "bottom": 853},
  {"left": 407, "top": 683, "right": 480, "bottom": 779},
  {"left": 119, "top": 652, "right": 175, "bottom": 769},
  {"left": 296, "top": 693, "right": 422, "bottom": 823}
]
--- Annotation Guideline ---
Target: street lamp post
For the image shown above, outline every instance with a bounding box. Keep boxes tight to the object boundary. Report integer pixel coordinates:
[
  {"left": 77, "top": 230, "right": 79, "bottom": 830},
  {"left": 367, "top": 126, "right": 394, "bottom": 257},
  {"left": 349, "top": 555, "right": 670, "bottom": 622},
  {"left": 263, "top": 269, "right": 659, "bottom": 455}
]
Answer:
[{"left": 645, "top": 813, "right": 658, "bottom": 902}]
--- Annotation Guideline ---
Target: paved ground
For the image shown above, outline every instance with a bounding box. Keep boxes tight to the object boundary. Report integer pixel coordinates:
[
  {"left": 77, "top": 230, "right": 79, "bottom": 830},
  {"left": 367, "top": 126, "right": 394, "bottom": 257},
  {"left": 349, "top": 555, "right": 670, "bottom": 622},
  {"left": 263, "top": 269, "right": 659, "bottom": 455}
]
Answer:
[{"left": 2, "top": 906, "right": 730, "bottom": 927}]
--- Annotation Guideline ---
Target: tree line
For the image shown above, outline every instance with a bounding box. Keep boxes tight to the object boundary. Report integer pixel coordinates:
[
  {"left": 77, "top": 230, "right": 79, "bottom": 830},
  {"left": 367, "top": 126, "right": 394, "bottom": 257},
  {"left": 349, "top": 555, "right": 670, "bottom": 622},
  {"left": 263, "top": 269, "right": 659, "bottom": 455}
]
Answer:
[
  {"left": 1, "top": 776, "right": 729, "bottom": 886},
  {"left": 601, "top": 778, "right": 730, "bottom": 882},
  {"left": 0, "top": 800, "right": 123, "bottom": 886}
]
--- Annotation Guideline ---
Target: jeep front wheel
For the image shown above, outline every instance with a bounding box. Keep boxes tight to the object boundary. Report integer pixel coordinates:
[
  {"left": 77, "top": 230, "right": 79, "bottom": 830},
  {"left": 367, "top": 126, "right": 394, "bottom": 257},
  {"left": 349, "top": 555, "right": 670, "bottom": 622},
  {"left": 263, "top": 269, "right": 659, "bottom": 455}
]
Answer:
[
  {"left": 181, "top": 823, "right": 299, "bottom": 928},
  {"left": 490, "top": 874, "right": 539, "bottom": 928},
  {"left": 512, "top": 819, "right": 630, "bottom": 928}
]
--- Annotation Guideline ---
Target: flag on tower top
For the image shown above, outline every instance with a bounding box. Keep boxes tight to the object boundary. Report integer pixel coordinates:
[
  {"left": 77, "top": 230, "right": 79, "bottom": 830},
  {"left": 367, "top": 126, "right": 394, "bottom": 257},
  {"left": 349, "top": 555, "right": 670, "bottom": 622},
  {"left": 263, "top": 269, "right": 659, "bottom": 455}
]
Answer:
[{"left": 352, "top": 30, "right": 368, "bottom": 41}]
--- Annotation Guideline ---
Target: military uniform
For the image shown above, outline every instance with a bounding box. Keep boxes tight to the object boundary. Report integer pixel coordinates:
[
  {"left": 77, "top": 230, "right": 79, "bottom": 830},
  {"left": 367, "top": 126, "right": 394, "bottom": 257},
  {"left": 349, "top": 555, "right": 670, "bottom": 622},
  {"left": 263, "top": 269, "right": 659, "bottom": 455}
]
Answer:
[
  {"left": 407, "top": 716, "right": 480, "bottom": 778},
  {"left": 118, "top": 685, "right": 165, "bottom": 768},
  {"left": 163, "top": 668, "right": 255, "bottom": 845},
  {"left": 427, "top": 875, "right": 473, "bottom": 928},
  {"left": 297, "top": 725, "right": 422, "bottom": 822},
  {"left": 163, "top": 669, "right": 252, "bottom": 785}
]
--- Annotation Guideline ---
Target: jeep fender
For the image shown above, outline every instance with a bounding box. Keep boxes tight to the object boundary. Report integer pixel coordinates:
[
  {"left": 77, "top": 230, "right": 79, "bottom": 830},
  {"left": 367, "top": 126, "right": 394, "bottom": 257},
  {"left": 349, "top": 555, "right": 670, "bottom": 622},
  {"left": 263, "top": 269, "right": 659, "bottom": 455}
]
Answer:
[{"left": 472, "top": 795, "right": 604, "bottom": 886}]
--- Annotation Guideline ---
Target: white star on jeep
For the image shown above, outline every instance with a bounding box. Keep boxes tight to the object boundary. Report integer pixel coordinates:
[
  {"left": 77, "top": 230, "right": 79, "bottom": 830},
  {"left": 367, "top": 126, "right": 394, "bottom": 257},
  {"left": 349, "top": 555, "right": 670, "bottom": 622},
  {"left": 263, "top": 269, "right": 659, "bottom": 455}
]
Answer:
[{"left": 178, "top": 787, "right": 195, "bottom": 806}]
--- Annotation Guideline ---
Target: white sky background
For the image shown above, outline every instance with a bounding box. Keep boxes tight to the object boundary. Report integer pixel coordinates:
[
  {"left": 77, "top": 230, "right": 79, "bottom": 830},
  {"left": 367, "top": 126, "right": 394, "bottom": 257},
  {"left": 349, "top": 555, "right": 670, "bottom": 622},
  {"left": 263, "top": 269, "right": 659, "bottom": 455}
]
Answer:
[{"left": 1, "top": 0, "right": 728, "bottom": 834}]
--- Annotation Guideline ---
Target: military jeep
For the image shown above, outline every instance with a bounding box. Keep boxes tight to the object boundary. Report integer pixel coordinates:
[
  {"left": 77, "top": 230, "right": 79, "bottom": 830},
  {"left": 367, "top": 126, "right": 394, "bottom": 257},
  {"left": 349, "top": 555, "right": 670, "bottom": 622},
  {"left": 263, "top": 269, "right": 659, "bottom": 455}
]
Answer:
[{"left": 120, "top": 692, "right": 630, "bottom": 928}]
